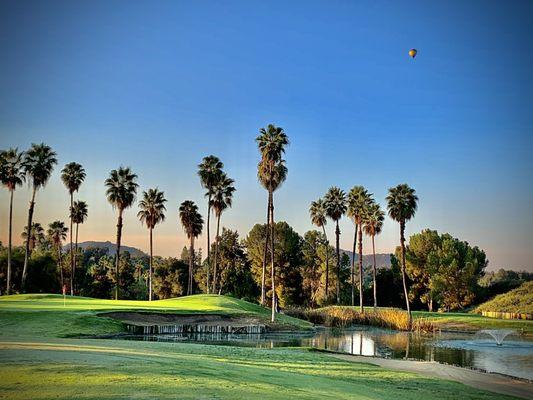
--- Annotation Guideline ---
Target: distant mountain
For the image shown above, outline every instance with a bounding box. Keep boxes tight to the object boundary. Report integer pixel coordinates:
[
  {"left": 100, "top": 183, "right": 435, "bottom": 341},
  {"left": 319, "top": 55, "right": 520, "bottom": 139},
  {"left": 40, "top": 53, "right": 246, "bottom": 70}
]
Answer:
[
  {"left": 63, "top": 241, "right": 147, "bottom": 258},
  {"left": 340, "top": 250, "right": 392, "bottom": 269}
]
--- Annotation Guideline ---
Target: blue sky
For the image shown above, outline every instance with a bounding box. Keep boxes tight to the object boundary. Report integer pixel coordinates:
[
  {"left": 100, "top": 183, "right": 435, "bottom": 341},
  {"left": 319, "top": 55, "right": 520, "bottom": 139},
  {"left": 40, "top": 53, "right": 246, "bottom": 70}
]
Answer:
[{"left": 1, "top": 0, "right": 532, "bottom": 270}]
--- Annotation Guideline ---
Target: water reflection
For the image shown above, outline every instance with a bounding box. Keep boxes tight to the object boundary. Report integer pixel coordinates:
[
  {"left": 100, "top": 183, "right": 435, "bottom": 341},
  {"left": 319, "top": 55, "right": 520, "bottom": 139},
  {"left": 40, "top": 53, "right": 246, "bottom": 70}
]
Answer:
[{"left": 120, "top": 326, "right": 533, "bottom": 380}]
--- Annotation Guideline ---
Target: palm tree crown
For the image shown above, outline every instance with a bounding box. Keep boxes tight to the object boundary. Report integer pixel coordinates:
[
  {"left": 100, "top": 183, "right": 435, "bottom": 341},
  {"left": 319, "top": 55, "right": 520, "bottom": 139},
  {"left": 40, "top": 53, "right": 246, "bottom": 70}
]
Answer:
[
  {"left": 61, "top": 162, "right": 86, "bottom": 194},
  {"left": 198, "top": 156, "right": 224, "bottom": 192},
  {"left": 105, "top": 167, "right": 138, "bottom": 210},
  {"left": 71, "top": 201, "right": 89, "bottom": 225},
  {"left": 347, "top": 186, "right": 373, "bottom": 225},
  {"left": 258, "top": 159, "right": 287, "bottom": 191},
  {"left": 210, "top": 174, "right": 235, "bottom": 217},
  {"left": 256, "top": 124, "right": 289, "bottom": 163},
  {"left": 179, "top": 201, "right": 204, "bottom": 239},
  {"left": 309, "top": 199, "right": 327, "bottom": 228},
  {"left": 386, "top": 184, "right": 418, "bottom": 223},
  {"left": 0, "top": 148, "right": 25, "bottom": 191},
  {"left": 47, "top": 221, "right": 68, "bottom": 247},
  {"left": 23, "top": 143, "right": 57, "bottom": 189},
  {"left": 21, "top": 223, "right": 45, "bottom": 251},
  {"left": 324, "top": 187, "right": 347, "bottom": 221},
  {"left": 138, "top": 188, "right": 167, "bottom": 229},
  {"left": 363, "top": 202, "right": 385, "bottom": 237}
]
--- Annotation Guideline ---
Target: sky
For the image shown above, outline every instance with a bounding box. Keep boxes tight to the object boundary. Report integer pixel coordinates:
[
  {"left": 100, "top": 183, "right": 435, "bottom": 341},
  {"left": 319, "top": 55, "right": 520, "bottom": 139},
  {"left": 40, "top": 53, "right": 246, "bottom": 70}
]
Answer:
[{"left": 0, "top": 0, "right": 532, "bottom": 271}]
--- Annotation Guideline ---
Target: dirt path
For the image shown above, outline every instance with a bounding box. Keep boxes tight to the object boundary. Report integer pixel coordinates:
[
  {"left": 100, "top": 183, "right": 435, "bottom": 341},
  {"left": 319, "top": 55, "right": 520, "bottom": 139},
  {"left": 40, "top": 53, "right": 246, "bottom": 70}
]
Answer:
[{"left": 330, "top": 353, "right": 533, "bottom": 399}]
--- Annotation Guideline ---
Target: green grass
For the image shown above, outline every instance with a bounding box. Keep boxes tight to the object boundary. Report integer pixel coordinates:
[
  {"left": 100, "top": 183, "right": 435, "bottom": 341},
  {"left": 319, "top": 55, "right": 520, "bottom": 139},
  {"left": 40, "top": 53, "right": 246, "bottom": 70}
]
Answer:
[{"left": 474, "top": 281, "right": 533, "bottom": 314}]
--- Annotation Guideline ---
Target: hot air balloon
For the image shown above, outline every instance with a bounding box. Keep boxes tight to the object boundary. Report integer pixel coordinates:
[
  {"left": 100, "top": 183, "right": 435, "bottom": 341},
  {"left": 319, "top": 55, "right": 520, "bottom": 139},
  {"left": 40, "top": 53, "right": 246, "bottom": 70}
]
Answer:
[{"left": 409, "top": 49, "right": 417, "bottom": 59}]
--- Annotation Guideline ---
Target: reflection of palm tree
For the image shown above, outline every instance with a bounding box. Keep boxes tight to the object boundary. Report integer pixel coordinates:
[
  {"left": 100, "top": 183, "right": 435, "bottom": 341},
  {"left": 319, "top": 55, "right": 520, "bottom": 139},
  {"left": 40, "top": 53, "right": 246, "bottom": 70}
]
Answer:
[
  {"left": 47, "top": 221, "right": 68, "bottom": 290},
  {"left": 363, "top": 202, "right": 384, "bottom": 310},
  {"left": 179, "top": 200, "right": 203, "bottom": 295},
  {"left": 0, "top": 148, "right": 25, "bottom": 294},
  {"left": 309, "top": 198, "right": 330, "bottom": 300},
  {"left": 71, "top": 201, "right": 88, "bottom": 294}
]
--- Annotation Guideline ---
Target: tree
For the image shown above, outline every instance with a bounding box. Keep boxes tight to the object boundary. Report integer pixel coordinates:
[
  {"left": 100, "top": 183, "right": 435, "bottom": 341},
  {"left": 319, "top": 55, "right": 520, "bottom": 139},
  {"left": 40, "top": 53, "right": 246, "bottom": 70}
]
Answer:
[
  {"left": 309, "top": 199, "right": 330, "bottom": 301},
  {"left": 363, "top": 202, "right": 385, "bottom": 310},
  {"left": 386, "top": 183, "right": 418, "bottom": 327},
  {"left": 61, "top": 162, "right": 86, "bottom": 296},
  {"left": 347, "top": 186, "right": 373, "bottom": 310},
  {"left": 210, "top": 174, "right": 235, "bottom": 293},
  {"left": 105, "top": 167, "right": 138, "bottom": 300},
  {"left": 324, "top": 186, "right": 347, "bottom": 304},
  {"left": 256, "top": 124, "right": 289, "bottom": 321},
  {"left": 47, "top": 221, "right": 68, "bottom": 290},
  {"left": 71, "top": 200, "right": 88, "bottom": 294},
  {"left": 301, "top": 230, "right": 328, "bottom": 306},
  {"left": 21, "top": 143, "right": 57, "bottom": 289},
  {"left": 153, "top": 257, "right": 188, "bottom": 299},
  {"left": 137, "top": 188, "right": 167, "bottom": 301},
  {"left": 198, "top": 155, "right": 224, "bottom": 293},
  {"left": 0, "top": 148, "right": 25, "bottom": 294},
  {"left": 21, "top": 223, "right": 46, "bottom": 254},
  {"left": 179, "top": 200, "right": 203, "bottom": 295}
]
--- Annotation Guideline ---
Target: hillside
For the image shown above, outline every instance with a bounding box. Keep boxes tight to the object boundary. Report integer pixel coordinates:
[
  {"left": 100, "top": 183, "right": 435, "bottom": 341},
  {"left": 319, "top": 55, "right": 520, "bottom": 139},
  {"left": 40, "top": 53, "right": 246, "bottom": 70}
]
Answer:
[
  {"left": 63, "top": 241, "right": 147, "bottom": 258},
  {"left": 341, "top": 250, "right": 392, "bottom": 269},
  {"left": 474, "top": 281, "right": 533, "bottom": 314}
]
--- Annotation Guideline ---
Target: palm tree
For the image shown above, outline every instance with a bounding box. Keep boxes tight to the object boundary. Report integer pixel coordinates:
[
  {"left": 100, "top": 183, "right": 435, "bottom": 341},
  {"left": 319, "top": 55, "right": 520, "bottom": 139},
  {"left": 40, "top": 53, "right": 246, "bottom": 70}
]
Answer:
[
  {"left": 386, "top": 183, "right": 418, "bottom": 327},
  {"left": 0, "top": 148, "right": 25, "bottom": 294},
  {"left": 210, "top": 173, "right": 235, "bottom": 293},
  {"left": 363, "top": 202, "right": 385, "bottom": 310},
  {"left": 21, "top": 222, "right": 45, "bottom": 254},
  {"left": 105, "top": 167, "right": 138, "bottom": 300},
  {"left": 309, "top": 198, "right": 330, "bottom": 300},
  {"left": 47, "top": 221, "right": 68, "bottom": 290},
  {"left": 324, "top": 186, "right": 347, "bottom": 304},
  {"left": 179, "top": 200, "right": 203, "bottom": 295},
  {"left": 137, "top": 188, "right": 167, "bottom": 301},
  {"left": 256, "top": 124, "right": 289, "bottom": 322},
  {"left": 198, "top": 156, "right": 224, "bottom": 293},
  {"left": 61, "top": 162, "right": 86, "bottom": 296},
  {"left": 347, "top": 186, "right": 373, "bottom": 311},
  {"left": 71, "top": 200, "right": 88, "bottom": 294},
  {"left": 21, "top": 143, "right": 57, "bottom": 289},
  {"left": 257, "top": 159, "right": 287, "bottom": 305}
]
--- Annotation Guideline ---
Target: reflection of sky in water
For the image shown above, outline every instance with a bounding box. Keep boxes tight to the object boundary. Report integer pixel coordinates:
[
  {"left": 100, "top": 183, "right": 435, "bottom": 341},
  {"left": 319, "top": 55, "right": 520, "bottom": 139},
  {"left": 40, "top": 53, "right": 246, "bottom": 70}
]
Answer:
[{"left": 121, "top": 326, "right": 533, "bottom": 380}]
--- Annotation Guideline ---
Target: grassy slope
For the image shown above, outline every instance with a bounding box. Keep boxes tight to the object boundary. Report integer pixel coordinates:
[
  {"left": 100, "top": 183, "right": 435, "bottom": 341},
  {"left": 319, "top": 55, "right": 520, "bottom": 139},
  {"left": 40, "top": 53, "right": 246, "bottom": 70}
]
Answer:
[{"left": 474, "top": 281, "right": 533, "bottom": 314}]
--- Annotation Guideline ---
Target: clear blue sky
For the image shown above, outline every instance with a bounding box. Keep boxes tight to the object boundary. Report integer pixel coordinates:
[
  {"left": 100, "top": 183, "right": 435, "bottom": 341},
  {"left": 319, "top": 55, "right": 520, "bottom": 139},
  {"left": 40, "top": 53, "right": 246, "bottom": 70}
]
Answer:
[{"left": 1, "top": 0, "right": 532, "bottom": 270}]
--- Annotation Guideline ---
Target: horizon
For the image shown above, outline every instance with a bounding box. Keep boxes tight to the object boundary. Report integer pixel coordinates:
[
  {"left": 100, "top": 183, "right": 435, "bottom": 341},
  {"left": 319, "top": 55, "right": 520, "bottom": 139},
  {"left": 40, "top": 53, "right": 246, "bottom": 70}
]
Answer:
[{"left": 1, "top": 1, "right": 532, "bottom": 271}]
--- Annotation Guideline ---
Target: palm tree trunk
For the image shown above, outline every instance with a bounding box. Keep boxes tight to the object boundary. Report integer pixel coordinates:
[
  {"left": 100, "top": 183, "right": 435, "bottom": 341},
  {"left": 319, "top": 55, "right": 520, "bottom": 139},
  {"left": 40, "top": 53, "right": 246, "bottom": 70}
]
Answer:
[
  {"left": 351, "top": 224, "right": 357, "bottom": 306},
  {"left": 321, "top": 225, "right": 329, "bottom": 302},
  {"left": 269, "top": 190, "right": 276, "bottom": 322},
  {"left": 74, "top": 223, "right": 79, "bottom": 294},
  {"left": 206, "top": 194, "right": 211, "bottom": 294},
  {"left": 69, "top": 193, "right": 74, "bottom": 296},
  {"left": 58, "top": 244, "right": 63, "bottom": 291},
  {"left": 114, "top": 209, "right": 123, "bottom": 300},
  {"left": 399, "top": 221, "right": 412, "bottom": 328},
  {"left": 149, "top": 227, "right": 153, "bottom": 301},
  {"left": 372, "top": 234, "right": 377, "bottom": 310},
  {"left": 335, "top": 220, "right": 340, "bottom": 305},
  {"left": 261, "top": 195, "right": 271, "bottom": 305},
  {"left": 212, "top": 212, "right": 221, "bottom": 293},
  {"left": 21, "top": 187, "right": 37, "bottom": 290},
  {"left": 7, "top": 189, "right": 13, "bottom": 295},
  {"left": 358, "top": 224, "right": 364, "bottom": 313},
  {"left": 188, "top": 237, "right": 194, "bottom": 295}
]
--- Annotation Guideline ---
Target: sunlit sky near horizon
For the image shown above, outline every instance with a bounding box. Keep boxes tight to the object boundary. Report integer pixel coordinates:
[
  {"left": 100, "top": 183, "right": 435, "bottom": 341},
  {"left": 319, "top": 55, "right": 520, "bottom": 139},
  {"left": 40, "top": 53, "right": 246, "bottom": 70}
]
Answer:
[{"left": 1, "top": 0, "right": 532, "bottom": 271}]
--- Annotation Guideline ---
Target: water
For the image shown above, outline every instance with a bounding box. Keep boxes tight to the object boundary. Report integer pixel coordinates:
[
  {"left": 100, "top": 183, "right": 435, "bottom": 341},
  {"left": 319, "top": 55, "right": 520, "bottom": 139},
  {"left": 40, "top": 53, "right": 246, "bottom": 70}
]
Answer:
[{"left": 120, "top": 326, "right": 533, "bottom": 380}]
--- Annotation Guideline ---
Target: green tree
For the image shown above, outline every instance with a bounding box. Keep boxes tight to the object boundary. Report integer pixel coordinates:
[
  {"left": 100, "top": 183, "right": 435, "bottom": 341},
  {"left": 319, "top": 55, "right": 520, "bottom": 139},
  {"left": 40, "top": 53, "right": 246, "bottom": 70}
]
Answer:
[
  {"left": 324, "top": 186, "right": 347, "bottom": 304},
  {"left": 309, "top": 199, "right": 330, "bottom": 302},
  {"left": 21, "top": 143, "right": 58, "bottom": 289},
  {"left": 21, "top": 223, "right": 46, "bottom": 255},
  {"left": 198, "top": 155, "right": 224, "bottom": 293},
  {"left": 71, "top": 200, "right": 88, "bottom": 294},
  {"left": 179, "top": 200, "right": 203, "bottom": 295},
  {"left": 137, "top": 188, "right": 167, "bottom": 301},
  {"left": 0, "top": 148, "right": 25, "bottom": 294},
  {"left": 363, "top": 202, "right": 385, "bottom": 309},
  {"left": 105, "top": 167, "right": 138, "bottom": 299},
  {"left": 47, "top": 221, "right": 68, "bottom": 290},
  {"left": 256, "top": 124, "right": 289, "bottom": 321},
  {"left": 61, "top": 162, "right": 86, "bottom": 295},
  {"left": 386, "top": 183, "right": 418, "bottom": 327},
  {"left": 153, "top": 257, "right": 188, "bottom": 299},
  {"left": 301, "top": 230, "right": 328, "bottom": 306}
]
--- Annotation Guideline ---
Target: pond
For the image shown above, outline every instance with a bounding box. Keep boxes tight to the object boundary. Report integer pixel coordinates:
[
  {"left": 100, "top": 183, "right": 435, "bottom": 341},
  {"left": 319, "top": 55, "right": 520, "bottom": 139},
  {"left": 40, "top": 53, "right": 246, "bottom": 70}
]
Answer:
[{"left": 120, "top": 326, "right": 533, "bottom": 380}]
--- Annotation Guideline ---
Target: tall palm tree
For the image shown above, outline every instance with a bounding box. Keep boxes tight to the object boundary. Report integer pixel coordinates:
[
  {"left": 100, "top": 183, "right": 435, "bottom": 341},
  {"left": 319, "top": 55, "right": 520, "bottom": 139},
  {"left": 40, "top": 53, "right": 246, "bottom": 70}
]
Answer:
[
  {"left": 210, "top": 173, "right": 235, "bottom": 293},
  {"left": 257, "top": 159, "right": 287, "bottom": 305},
  {"left": 71, "top": 200, "right": 88, "bottom": 294},
  {"left": 256, "top": 124, "right": 289, "bottom": 322},
  {"left": 324, "top": 186, "right": 347, "bottom": 304},
  {"left": 363, "top": 202, "right": 385, "bottom": 310},
  {"left": 347, "top": 186, "right": 373, "bottom": 311},
  {"left": 105, "top": 167, "right": 138, "bottom": 300},
  {"left": 21, "top": 143, "right": 57, "bottom": 289},
  {"left": 137, "top": 188, "right": 167, "bottom": 301},
  {"left": 47, "top": 221, "right": 68, "bottom": 290},
  {"left": 61, "top": 162, "right": 86, "bottom": 296},
  {"left": 198, "top": 156, "right": 224, "bottom": 293},
  {"left": 386, "top": 183, "right": 418, "bottom": 327},
  {"left": 179, "top": 200, "right": 203, "bottom": 295},
  {"left": 21, "top": 222, "right": 45, "bottom": 254},
  {"left": 0, "top": 148, "right": 25, "bottom": 294},
  {"left": 309, "top": 198, "right": 330, "bottom": 299}
]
